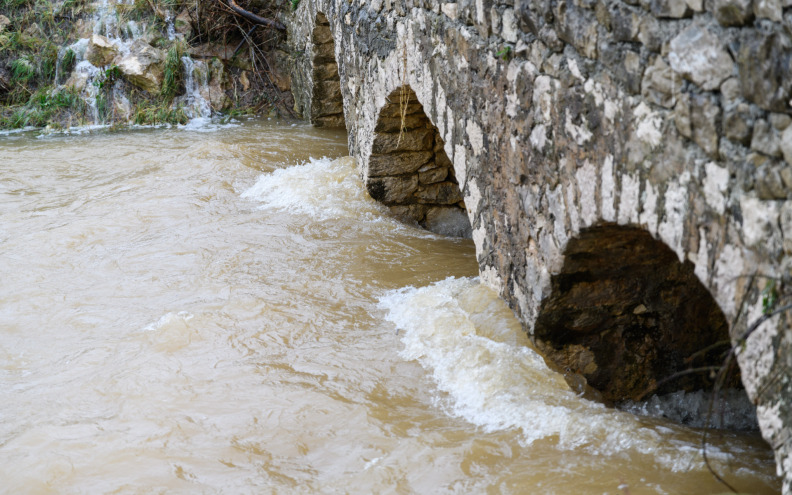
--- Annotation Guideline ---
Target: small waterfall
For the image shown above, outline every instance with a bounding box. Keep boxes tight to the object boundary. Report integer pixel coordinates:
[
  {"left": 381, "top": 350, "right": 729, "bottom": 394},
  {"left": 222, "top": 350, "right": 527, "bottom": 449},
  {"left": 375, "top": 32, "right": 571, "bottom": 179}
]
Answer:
[{"left": 179, "top": 56, "right": 212, "bottom": 122}]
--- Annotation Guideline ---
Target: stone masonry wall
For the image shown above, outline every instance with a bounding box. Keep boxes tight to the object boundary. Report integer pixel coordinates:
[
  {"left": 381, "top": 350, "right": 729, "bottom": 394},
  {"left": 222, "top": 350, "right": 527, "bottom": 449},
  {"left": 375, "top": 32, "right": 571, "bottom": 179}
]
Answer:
[{"left": 285, "top": 0, "right": 792, "bottom": 488}]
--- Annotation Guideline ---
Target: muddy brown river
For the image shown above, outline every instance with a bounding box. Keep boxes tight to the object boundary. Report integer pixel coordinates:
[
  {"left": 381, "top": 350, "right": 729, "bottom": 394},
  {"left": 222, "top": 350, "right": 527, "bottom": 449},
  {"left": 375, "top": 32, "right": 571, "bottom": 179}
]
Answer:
[{"left": 0, "top": 120, "right": 780, "bottom": 493}]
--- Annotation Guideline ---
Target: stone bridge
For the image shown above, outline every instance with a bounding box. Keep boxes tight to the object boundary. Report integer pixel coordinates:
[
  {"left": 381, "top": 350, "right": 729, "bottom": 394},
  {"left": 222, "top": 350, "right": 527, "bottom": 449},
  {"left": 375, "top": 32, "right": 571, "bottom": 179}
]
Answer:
[{"left": 283, "top": 0, "right": 792, "bottom": 487}]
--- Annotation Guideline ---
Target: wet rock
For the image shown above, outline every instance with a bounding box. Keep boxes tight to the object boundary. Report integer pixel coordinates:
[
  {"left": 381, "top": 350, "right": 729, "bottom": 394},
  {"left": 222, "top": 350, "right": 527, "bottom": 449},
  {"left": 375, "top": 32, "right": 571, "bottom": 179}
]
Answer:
[
  {"left": 85, "top": 34, "right": 119, "bottom": 67},
  {"left": 117, "top": 40, "right": 164, "bottom": 93},
  {"left": 713, "top": 0, "right": 754, "bottom": 26},
  {"left": 371, "top": 128, "right": 434, "bottom": 154},
  {"left": 174, "top": 9, "right": 193, "bottom": 39},
  {"left": 668, "top": 25, "right": 734, "bottom": 91},
  {"left": 424, "top": 206, "right": 472, "bottom": 238},
  {"left": 366, "top": 175, "right": 418, "bottom": 204},
  {"left": 737, "top": 30, "right": 792, "bottom": 112}
]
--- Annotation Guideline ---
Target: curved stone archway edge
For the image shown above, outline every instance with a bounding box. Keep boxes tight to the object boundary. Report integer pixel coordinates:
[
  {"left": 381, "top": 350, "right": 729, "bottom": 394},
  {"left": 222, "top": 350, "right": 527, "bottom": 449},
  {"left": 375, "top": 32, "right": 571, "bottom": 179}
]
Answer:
[{"left": 285, "top": 1, "right": 792, "bottom": 487}]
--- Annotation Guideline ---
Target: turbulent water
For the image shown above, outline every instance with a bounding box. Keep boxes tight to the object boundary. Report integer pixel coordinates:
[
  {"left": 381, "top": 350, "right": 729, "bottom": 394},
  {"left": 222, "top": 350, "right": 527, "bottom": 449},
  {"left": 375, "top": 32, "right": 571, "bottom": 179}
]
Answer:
[{"left": 0, "top": 120, "right": 780, "bottom": 493}]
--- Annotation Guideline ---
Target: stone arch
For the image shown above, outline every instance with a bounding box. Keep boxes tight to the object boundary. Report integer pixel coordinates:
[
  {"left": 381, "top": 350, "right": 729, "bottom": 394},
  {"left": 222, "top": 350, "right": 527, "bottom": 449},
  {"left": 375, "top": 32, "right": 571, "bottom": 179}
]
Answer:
[
  {"left": 310, "top": 12, "right": 344, "bottom": 128},
  {"left": 533, "top": 224, "right": 740, "bottom": 404},
  {"left": 366, "top": 86, "right": 471, "bottom": 238}
]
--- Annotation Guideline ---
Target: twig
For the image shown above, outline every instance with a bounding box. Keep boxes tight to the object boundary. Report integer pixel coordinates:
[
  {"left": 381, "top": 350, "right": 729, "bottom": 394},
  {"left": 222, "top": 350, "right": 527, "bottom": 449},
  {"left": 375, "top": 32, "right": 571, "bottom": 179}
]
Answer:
[{"left": 218, "top": 0, "right": 286, "bottom": 31}]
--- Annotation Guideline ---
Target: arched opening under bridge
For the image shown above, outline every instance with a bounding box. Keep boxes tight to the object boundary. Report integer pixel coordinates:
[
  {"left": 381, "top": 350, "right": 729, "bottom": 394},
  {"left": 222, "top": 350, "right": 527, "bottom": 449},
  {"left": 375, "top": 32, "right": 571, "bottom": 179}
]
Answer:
[
  {"left": 366, "top": 86, "right": 471, "bottom": 238},
  {"left": 533, "top": 224, "right": 741, "bottom": 404}
]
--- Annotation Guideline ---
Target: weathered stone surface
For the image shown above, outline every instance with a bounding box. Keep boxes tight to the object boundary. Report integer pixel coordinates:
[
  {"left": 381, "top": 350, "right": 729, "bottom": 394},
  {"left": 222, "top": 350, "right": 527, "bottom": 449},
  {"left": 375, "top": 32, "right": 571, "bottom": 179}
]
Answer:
[
  {"left": 286, "top": 3, "right": 792, "bottom": 486},
  {"left": 690, "top": 93, "right": 721, "bottom": 157},
  {"left": 649, "top": 0, "right": 691, "bottom": 18},
  {"left": 418, "top": 165, "right": 448, "bottom": 184},
  {"left": 117, "top": 40, "right": 164, "bottom": 93},
  {"left": 781, "top": 126, "right": 792, "bottom": 165},
  {"left": 737, "top": 31, "right": 792, "bottom": 112},
  {"left": 371, "top": 128, "right": 434, "bottom": 154},
  {"left": 368, "top": 151, "right": 433, "bottom": 176},
  {"left": 415, "top": 181, "right": 464, "bottom": 204},
  {"left": 754, "top": 0, "right": 783, "bottom": 21},
  {"left": 85, "top": 34, "right": 118, "bottom": 67},
  {"left": 751, "top": 119, "right": 781, "bottom": 157},
  {"left": 668, "top": 25, "right": 734, "bottom": 91},
  {"left": 424, "top": 206, "right": 472, "bottom": 238},
  {"left": 713, "top": 0, "right": 754, "bottom": 26},
  {"left": 641, "top": 56, "right": 682, "bottom": 108},
  {"left": 366, "top": 175, "right": 418, "bottom": 204}
]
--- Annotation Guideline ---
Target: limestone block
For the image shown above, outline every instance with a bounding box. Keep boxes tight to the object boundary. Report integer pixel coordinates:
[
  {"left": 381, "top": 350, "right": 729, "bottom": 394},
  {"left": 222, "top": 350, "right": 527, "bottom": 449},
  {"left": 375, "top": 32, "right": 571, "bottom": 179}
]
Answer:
[
  {"left": 85, "top": 34, "right": 119, "bottom": 67},
  {"left": 609, "top": 4, "right": 641, "bottom": 42},
  {"left": 674, "top": 93, "right": 692, "bottom": 139},
  {"left": 754, "top": 0, "right": 783, "bottom": 21},
  {"left": 415, "top": 181, "right": 464, "bottom": 204},
  {"left": 641, "top": 56, "right": 682, "bottom": 108},
  {"left": 366, "top": 175, "right": 419, "bottom": 205},
  {"left": 441, "top": 3, "right": 459, "bottom": 20},
  {"left": 313, "top": 27, "right": 334, "bottom": 45},
  {"left": 649, "top": 0, "right": 691, "bottom": 18},
  {"left": 371, "top": 128, "right": 434, "bottom": 154},
  {"left": 313, "top": 41, "right": 336, "bottom": 62},
  {"left": 419, "top": 165, "right": 448, "bottom": 184},
  {"left": 690, "top": 93, "right": 721, "bottom": 158},
  {"left": 316, "top": 80, "right": 341, "bottom": 100},
  {"left": 751, "top": 119, "right": 781, "bottom": 157},
  {"left": 755, "top": 162, "right": 789, "bottom": 199},
  {"left": 117, "top": 40, "right": 164, "bottom": 93},
  {"left": 723, "top": 103, "right": 753, "bottom": 145},
  {"left": 368, "top": 151, "right": 433, "bottom": 176},
  {"left": 770, "top": 113, "right": 792, "bottom": 131},
  {"left": 737, "top": 31, "right": 792, "bottom": 112},
  {"left": 314, "top": 98, "right": 343, "bottom": 116},
  {"left": 668, "top": 25, "right": 734, "bottom": 91},
  {"left": 374, "top": 114, "right": 427, "bottom": 132},
  {"left": 781, "top": 126, "right": 792, "bottom": 165},
  {"left": 713, "top": 0, "right": 754, "bottom": 26},
  {"left": 313, "top": 62, "right": 339, "bottom": 81}
]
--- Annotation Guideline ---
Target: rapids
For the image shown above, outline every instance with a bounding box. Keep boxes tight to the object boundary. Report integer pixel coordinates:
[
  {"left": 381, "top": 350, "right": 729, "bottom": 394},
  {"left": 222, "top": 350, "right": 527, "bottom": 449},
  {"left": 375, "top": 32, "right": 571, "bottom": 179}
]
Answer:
[{"left": 0, "top": 120, "right": 780, "bottom": 493}]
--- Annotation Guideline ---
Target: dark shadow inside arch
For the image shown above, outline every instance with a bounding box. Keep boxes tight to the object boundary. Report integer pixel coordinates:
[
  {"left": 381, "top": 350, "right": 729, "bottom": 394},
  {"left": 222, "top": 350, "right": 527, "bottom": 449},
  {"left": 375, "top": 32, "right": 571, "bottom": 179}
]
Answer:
[
  {"left": 366, "top": 86, "right": 471, "bottom": 238},
  {"left": 533, "top": 224, "right": 743, "bottom": 406},
  {"left": 311, "top": 13, "right": 345, "bottom": 128}
]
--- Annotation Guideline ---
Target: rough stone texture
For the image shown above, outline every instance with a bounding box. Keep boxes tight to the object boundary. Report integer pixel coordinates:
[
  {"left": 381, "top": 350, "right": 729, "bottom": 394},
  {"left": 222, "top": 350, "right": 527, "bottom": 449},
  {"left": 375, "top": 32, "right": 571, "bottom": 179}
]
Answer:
[
  {"left": 286, "top": 1, "right": 792, "bottom": 487},
  {"left": 85, "top": 34, "right": 119, "bottom": 67},
  {"left": 117, "top": 39, "right": 164, "bottom": 94}
]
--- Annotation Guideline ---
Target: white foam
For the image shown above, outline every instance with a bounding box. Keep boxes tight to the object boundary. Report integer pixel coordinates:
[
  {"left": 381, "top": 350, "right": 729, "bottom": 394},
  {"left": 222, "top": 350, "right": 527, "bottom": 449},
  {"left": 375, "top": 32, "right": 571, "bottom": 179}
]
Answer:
[
  {"left": 241, "top": 156, "right": 390, "bottom": 223},
  {"left": 378, "top": 277, "right": 753, "bottom": 471}
]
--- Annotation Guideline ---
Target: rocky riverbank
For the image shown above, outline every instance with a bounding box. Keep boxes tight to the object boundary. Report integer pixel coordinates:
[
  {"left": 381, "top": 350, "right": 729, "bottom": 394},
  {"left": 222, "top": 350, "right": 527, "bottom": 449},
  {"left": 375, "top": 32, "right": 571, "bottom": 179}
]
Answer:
[{"left": 0, "top": 0, "right": 294, "bottom": 130}]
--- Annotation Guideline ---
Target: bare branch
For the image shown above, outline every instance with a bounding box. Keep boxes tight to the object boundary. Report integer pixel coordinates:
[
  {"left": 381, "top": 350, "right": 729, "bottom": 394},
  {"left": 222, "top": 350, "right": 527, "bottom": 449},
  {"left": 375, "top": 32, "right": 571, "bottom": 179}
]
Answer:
[{"left": 218, "top": 0, "right": 286, "bottom": 31}]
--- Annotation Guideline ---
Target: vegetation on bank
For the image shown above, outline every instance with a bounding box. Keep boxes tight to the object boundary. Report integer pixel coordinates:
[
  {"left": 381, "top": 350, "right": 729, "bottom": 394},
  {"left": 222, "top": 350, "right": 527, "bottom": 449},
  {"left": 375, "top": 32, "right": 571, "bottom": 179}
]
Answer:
[{"left": 0, "top": 0, "right": 293, "bottom": 131}]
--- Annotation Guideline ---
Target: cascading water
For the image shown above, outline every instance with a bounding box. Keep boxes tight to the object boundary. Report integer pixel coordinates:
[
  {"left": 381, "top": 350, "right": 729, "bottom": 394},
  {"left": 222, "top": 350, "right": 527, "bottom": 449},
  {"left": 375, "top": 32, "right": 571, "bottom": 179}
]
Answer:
[{"left": 179, "top": 56, "right": 213, "bottom": 123}]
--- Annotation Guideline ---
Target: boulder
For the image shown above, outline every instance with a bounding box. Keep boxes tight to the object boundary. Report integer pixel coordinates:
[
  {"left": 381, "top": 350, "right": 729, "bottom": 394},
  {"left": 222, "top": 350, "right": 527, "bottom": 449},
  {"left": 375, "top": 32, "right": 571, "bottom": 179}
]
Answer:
[
  {"left": 117, "top": 40, "right": 164, "bottom": 93},
  {"left": 85, "top": 34, "right": 118, "bottom": 67}
]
